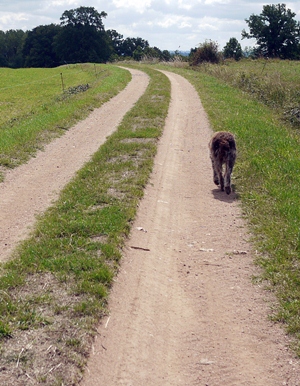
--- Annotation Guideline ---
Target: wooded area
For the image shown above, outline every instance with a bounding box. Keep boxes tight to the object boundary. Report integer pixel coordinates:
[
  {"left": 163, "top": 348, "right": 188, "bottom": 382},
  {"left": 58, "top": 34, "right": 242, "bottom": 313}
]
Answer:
[{"left": 0, "top": 6, "right": 172, "bottom": 68}]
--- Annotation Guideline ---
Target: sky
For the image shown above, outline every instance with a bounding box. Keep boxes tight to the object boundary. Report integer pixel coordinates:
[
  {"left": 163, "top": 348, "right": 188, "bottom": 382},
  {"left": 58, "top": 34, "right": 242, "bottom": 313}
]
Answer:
[{"left": 0, "top": 1, "right": 300, "bottom": 52}]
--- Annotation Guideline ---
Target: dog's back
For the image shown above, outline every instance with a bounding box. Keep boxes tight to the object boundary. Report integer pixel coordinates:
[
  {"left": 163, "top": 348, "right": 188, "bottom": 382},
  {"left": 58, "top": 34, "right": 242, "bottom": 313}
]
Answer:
[
  {"left": 210, "top": 132, "right": 236, "bottom": 164},
  {"left": 209, "top": 131, "right": 236, "bottom": 194}
]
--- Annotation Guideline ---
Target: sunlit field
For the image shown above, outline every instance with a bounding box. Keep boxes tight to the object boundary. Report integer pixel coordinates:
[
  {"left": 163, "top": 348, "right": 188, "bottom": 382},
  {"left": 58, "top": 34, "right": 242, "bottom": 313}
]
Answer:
[{"left": 0, "top": 64, "right": 130, "bottom": 171}]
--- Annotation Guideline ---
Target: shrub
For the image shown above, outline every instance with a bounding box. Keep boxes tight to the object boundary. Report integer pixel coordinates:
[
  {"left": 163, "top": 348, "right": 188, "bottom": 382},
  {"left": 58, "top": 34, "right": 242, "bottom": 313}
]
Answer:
[{"left": 191, "top": 40, "right": 221, "bottom": 65}]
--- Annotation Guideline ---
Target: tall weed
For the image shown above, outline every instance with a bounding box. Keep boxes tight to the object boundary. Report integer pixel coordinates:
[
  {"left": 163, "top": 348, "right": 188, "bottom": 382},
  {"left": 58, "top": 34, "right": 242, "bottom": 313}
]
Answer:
[{"left": 194, "top": 59, "right": 300, "bottom": 125}]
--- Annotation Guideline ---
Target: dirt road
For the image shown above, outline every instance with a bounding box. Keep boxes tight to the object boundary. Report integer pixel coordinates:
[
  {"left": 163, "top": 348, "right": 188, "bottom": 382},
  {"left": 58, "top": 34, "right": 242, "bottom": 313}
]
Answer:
[{"left": 1, "top": 68, "right": 300, "bottom": 385}]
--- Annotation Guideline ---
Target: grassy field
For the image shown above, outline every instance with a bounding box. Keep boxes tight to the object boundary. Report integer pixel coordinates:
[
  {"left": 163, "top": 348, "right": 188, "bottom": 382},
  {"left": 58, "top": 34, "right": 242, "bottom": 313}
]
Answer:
[
  {"left": 1, "top": 59, "right": 300, "bottom": 384},
  {"left": 0, "top": 64, "right": 130, "bottom": 177}
]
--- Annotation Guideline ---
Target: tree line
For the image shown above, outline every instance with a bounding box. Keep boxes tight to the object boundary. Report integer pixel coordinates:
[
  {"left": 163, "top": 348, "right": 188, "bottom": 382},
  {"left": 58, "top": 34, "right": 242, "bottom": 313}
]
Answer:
[
  {"left": 0, "top": 6, "right": 172, "bottom": 68},
  {"left": 1, "top": 3, "right": 300, "bottom": 68}
]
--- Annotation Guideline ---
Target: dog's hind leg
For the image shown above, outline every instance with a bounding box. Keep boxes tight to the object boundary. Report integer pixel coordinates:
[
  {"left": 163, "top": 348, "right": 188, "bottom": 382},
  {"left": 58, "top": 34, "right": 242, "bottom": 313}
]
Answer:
[
  {"left": 211, "top": 158, "right": 220, "bottom": 186},
  {"left": 214, "top": 158, "right": 224, "bottom": 191},
  {"left": 224, "top": 152, "right": 235, "bottom": 194}
]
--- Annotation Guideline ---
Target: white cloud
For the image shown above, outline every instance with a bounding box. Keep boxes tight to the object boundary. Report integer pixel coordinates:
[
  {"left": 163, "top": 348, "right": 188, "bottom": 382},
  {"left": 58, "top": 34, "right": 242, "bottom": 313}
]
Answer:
[
  {"left": 204, "top": 0, "right": 231, "bottom": 4},
  {"left": 196, "top": 16, "right": 220, "bottom": 31},
  {"left": 156, "top": 15, "right": 192, "bottom": 29},
  {"left": 177, "top": 0, "right": 193, "bottom": 11},
  {"left": 112, "top": 0, "right": 152, "bottom": 13},
  {"left": 50, "top": 0, "right": 79, "bottom": 6},
  {"left": 0, "top": 13, "right": 28, "bottom": 27}
]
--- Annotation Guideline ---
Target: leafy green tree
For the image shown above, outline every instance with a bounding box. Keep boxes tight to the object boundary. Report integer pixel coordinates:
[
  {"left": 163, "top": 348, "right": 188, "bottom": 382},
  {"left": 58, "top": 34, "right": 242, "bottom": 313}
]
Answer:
[
  {"left": 223, "top": 37, "right": 243, "bottom": 60},
  {"left": 0, "top": 29, "right": 27, "bottom": 67},
  {"left": 162, "top": 50, "right": 172, "bottom": 61},
  {"left": 120, "top": 37, "right": 149, "bottom": 57},
  {"left": 143, "top": 46, "right": 165, "bottom": 60},
  {"left": 0, "top": 31, "right": 7, "bottom": 66},
  {"left": 54, "top": 6, "right": 111, "bottom": 63},
  {"left": 23, "top": 24, "right": 61, "bottom": 67},
  {"left": 133, "top": 46, "right": 144, "bottom": 61},
  {"left": 242, "top": 3, "right": 300, "bottom": 59},
  {"left": 106, "top": 29, "right": 124, "bottom": 57},
  {"left": 60, "top": 6, "right": 107, "bottom": 31}
]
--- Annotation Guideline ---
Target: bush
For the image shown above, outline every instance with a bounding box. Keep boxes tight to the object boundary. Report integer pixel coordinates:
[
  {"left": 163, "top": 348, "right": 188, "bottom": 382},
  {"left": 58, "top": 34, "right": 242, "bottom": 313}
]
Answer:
[{"left": 191, "top": 40, "right": 221, "bottom": 65}]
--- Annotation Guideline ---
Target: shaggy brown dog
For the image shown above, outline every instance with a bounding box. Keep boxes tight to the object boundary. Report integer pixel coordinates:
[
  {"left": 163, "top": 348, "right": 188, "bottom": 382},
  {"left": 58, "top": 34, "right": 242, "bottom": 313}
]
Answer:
[{"left": 209, "top": 131, "right": 236, "bottom": 194}]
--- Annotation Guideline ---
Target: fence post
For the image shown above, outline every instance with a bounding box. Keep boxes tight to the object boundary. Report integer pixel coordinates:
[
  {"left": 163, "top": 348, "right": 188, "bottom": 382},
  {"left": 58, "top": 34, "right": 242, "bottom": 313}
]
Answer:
[
  {"left": 94, "top": 63, "right": 98, "bottom": 77},
  {"left": 60, "top": 73, "right": 65, "bottom": 92}
]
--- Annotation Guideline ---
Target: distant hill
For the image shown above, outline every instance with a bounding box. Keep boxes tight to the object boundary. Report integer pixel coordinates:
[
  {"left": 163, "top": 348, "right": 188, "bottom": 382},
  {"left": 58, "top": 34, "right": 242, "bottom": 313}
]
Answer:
[{"left": 169, "top": 51, "right": 190, "bottom": 57}]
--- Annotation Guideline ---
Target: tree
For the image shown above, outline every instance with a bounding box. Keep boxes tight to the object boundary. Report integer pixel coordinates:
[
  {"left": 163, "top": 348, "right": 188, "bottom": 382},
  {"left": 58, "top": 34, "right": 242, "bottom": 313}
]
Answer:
[
  {"left": 119, "top": 37, "right": 149, "bottom": 57},
  {"left": 0, "top": 30, "right": 27, "bottom": 67},
  {"left": 60, "top": 6, "right": 107, "bottom": 31},
  {"left": 223, "top": 37, "right": 243, "bottom": 60},
  {"left": 106, "top": 29, "right": 124, "bottom": 57},
  {"left": 162, "top": 50, "right": 172, "bottom": 61},
  {"left": 139, "top": 46, "right": 166, "bottom": 61},
  {"left": 53, "top": 6, "right": 111, "bottom": 63},
  {"left": 23, "top": 24, "right": 61, "bottom": 67},
  {"left": 242, "top": 3, "right": 300, "bottom": 59},
  {"left": 0, "top": 31, "right": 7, "bottom": 66},
  {"left": 133, "top": 46, "right": 144, "bottom": 61}
]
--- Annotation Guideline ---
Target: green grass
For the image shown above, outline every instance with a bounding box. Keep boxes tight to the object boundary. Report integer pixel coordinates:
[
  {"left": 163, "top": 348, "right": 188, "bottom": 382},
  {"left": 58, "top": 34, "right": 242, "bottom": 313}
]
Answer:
[
  {"left": 0, "top": 65, "right": 171, "bottom": 385},
  {"left": 158, "top": 62, "right": 300, "bottom": 354},
  {"left": 0, "top": 64, "right": 130, "bottom": 173}
]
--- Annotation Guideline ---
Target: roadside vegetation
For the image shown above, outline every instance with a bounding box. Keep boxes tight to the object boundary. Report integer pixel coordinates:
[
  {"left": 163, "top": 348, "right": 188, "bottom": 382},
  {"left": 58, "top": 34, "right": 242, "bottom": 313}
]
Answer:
[
  {"left": 191, "top": 58, "right": 300, "bottom": 127},
  {"left": 158, "top": 58, "right": 300, "bottom": 355},
  {"left": 0, "top": 66, "right": 170, "bottom": 384}
]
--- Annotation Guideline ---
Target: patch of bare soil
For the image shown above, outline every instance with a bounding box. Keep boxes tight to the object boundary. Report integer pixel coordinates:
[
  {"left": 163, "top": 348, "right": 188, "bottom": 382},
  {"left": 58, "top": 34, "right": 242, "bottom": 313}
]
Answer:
[
  {"left": 1, "top": 67, "right": 300, "bottom": 385},
  {"left": 81, "top": 71, "right": 300, "bottom": 385}
]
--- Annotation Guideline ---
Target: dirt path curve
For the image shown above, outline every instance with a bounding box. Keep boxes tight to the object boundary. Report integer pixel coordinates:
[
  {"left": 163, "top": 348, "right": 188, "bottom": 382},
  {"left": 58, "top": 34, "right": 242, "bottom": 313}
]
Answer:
[
  {"left": 0, "top": 68, "right": 149, "bottom": 262},
  {"left": 81, "top": 71, "right": 300, "bottom": 386}
]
